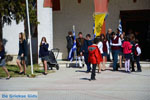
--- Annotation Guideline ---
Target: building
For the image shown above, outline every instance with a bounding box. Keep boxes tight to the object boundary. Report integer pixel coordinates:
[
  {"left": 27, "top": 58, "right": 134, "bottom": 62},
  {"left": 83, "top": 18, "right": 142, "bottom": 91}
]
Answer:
[{"left": 2, "top": 0, "right": 150, "bottom": 64}]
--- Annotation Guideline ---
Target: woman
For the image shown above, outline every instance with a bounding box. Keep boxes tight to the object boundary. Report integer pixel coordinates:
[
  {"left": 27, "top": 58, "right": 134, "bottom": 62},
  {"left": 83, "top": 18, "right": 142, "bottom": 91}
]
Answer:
[
  {"left": 16, "top": 32, "right": 27, "bottom": 75},
  {"left": 101, "top": 34, "right": 109, "bottom": 71},
  {"left": 39, "top": 37, "right": 49, "bottom": 75},
  {"left": 0, "top": 40, "right": 11, "bottom": 79}
]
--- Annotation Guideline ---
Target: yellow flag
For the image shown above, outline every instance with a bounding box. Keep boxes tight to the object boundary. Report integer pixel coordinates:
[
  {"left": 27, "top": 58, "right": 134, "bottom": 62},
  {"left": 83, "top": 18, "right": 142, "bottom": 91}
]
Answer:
[{"left": 94, "top": 13, "right": 106, "bottom": 37}]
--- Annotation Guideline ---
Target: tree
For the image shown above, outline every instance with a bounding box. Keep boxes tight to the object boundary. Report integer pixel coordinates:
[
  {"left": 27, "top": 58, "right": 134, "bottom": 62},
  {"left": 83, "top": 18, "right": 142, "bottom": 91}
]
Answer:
[{"left": 0, "top": 0, "right": 38, "bottom": 39}]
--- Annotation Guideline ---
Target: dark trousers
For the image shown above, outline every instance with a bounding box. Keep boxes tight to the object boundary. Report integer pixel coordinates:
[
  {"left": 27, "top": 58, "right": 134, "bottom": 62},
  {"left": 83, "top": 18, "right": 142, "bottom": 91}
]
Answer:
[
  {"left": 136, "top": 56, "right": 141, "bottom": 71},
  {"left": 84, "top": 53, "right": 91, "bottom": 71},
  {"left": 131, "top": 54, "right": 135, "bottom": 71},
  {"left": 91, "top": 64, "right": 97, "bottom": 79},
  {"left": 112, "top": 50, "right": 119, "bottom": 71}
]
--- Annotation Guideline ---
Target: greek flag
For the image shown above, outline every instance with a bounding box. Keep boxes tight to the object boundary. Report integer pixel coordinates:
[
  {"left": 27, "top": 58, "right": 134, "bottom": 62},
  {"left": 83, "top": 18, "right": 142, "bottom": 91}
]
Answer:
[
  {"left": 118, "top": 19, "right": 123, "bottom": 35},
  {"left": 68, "top": 30, "right": 76, "bottom": 61},
  {"left": 93, "top": 23, "right": 96, "bottom": 38}
]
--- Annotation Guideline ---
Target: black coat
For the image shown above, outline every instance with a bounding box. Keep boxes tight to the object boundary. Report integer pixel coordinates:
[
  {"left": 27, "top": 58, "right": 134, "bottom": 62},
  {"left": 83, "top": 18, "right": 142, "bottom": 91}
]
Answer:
[
  {"left": 18, "top": 40, "right": 27, "bottom": 56},
  {"left": 66, "top": 36, "right": 74, "bottom": 49}
]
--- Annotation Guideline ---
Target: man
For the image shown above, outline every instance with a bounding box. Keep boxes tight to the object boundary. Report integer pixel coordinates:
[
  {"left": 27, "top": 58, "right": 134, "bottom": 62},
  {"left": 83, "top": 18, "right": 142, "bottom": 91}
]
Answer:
[
  {"left": 76, "top": 32, "right": 85, "bottom": 67},
  {"left": 110, "top": 32, "right": 122, "bottom": 71},
  {"left": 106, "top": 28, "right": 112, "bottom": 61},
  {"left": 66, "top": 31, "right": 74, "bottom": 60},
  {"left": 81, "top": 34, "right": 93, "bottom": 72}
]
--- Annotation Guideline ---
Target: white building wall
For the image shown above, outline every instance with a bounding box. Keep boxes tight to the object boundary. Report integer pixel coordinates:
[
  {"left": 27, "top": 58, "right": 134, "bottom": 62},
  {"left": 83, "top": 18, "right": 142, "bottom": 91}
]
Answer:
[
  {"left": 3, "top": 21, "right": 24, "bottom": 55},
  {"left": 106, "top": 0, "right": 150, "bottom": 32},
  {"left": 37, "top": 0, "right": 53, "bottom": 62},
  {"left": 53, "top": 0, "right": 94, "bottom": 59}
]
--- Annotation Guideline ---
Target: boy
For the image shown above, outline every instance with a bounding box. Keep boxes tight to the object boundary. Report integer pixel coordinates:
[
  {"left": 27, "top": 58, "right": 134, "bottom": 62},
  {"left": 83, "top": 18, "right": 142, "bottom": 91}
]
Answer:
[
  {"left": 81, "top": 34, "right": 93, "bottom": 72},
  {"left": 134, "top": 39, "right": 142, "bottom": 72},
  {"left": 76, "top": 32, "right": 85, "bottom": 67},
  {"left": 88, "top": 38, "right": 102, "bottom": 80}
]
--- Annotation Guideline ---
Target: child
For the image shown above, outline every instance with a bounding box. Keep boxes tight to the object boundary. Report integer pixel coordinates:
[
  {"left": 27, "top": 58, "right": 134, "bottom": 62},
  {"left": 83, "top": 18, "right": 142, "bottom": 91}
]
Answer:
[
  {"left": 16, "top": 32, "right": 27, "bottom": 75},
  {"left": 88, "top": 38, "right": 103, "bottom": 80},
  {"left": 81, "top": 34, "right": 93, "bottom": 72},
  {"left": 119, "top": 34, "right": 124, "bottom": 69},
  {"left": 0, "top": 40, "right": 11, "bottom": 79},
  {"left": 76, "top": 32, "right": 85, "bottom": 68},
  {"left": 97, "top": 36, "right": 103, "bottom": 73},
  {"left": 122, "top": 36, "right": 132, "bottom": 72},
  {"left": 39, "top": 37, "right": 49, "bottom": 75},
  {"left": 134, "top": 39, "right": 142, "bottom": 72},
  {"left": 101, "top": 34, "right": 110, "bottom": 71}
]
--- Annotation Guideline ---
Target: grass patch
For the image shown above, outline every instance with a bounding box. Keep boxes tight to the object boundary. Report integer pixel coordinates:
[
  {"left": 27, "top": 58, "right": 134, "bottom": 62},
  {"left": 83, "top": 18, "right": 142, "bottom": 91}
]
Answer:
[{"left": 0, "top": 64, "right": 55, "bottom": 78}]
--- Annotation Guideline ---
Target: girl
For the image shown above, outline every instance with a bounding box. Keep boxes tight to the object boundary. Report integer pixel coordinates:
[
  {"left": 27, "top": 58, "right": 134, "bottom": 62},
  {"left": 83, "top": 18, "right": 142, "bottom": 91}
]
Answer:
[
  {"left": 88, "top": 38, "right": 103, "bottom": 80},
  {"left": 39, "top": 37, "right": 49, "bottom": 75},
  {"left": 119, "top": 34, "right": 125, "bottom": 69},
  {"left": 0, "top": 40, "right": 11, "bottom": 79},
  {"left": 101, "top": 34, "right": 109, "bottom": 71},
  {"left": 16, "top": 32, "right": 27, "bottom": 75},
  {"left": 122, "top": 36, "right": 132, "bottom": 72},
  {"left": 97, "top": 36, "right": 103, "bottom": 73}
]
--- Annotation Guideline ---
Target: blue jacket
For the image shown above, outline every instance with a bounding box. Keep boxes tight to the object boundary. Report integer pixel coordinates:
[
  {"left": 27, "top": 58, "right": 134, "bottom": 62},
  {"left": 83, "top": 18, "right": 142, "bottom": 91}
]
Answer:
[
  {"left": 39, "top": 43, "right": 49, "bottom": 57},
  {"left": 81, "top": 40, "right": 93, "bottom": 54},
  {"left": 0, "top": 46, "right": 5, "bottom": 61},
  {"left": 18, "top": 40, "right": 27, "bottom": 56}
]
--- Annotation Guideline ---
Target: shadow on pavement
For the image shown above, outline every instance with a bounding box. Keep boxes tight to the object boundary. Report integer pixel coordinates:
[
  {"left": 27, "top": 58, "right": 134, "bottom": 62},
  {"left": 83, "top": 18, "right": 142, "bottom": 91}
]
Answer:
[{"left": 80, "top": 78, "right": 90, "bottom": 81}]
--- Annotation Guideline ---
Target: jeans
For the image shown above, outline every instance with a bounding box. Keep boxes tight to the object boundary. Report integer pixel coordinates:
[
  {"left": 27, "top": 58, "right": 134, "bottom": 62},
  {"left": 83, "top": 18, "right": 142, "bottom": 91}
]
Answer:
[
  {"left": 112, "top": 50, "right": 119, "bottom": 71},
  {"left": 91, "top": 64, "right": 96, "bottom": 79},
  {"left": 136, "top": 56, "right": 141, "bottom": 71}
]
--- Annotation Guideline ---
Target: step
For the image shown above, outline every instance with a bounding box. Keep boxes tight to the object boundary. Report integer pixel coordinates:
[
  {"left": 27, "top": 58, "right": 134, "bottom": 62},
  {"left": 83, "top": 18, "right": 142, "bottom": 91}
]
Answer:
[{"left": 57, "top": 61, "right": 150, "bottom": 68}]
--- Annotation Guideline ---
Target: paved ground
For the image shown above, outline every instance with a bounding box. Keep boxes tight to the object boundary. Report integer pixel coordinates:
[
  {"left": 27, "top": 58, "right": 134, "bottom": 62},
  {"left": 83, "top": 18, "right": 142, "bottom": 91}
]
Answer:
[{"left": 0, "top": 65, "right": 150, "bottom": 100}]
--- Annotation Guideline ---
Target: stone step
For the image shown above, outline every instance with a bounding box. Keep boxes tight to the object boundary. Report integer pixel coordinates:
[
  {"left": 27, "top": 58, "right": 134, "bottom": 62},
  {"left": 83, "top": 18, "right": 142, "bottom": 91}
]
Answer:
[{"left": 57, "top": 61, "right": 150, "bottom": 68}]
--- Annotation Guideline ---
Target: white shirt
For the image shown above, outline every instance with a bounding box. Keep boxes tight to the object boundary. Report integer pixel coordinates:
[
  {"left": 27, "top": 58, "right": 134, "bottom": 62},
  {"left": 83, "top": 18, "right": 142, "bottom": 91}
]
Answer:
[
  {"left": 97, "top": 41, "right": 103, "bottom": 54},
  {"left": 135, "top": 44, "right": 141, "bottom": 56},
  {"left": 106, "top": 41, "right": 110, "bottom": 54}
]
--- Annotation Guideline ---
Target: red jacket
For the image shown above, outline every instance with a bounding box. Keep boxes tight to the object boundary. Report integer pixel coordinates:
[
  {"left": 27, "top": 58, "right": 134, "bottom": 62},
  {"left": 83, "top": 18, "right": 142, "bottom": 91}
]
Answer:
[
  {"left": 88, "top": 45, "right": 103, "bottom": 64},
  {"left": 122, "top": 41, "right": 132, "bottom": 54}
]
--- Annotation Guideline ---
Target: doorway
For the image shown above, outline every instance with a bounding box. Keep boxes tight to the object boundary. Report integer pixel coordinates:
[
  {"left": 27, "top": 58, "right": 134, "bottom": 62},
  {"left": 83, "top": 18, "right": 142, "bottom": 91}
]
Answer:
[{"left": 120, "top": 10, "right": 150, "bottom": 61}]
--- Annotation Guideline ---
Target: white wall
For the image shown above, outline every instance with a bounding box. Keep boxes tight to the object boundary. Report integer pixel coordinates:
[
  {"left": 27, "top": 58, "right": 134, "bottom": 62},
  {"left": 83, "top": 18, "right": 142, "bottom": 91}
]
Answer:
[
  {"left": 3, "top": 21, "right": 24, "bottom": 55},
  {"left": 106, "top": 0, "right": 150, "bottom": 32},
  {"left": 53, "top": 0, "right": 95, "bottom": 59},
  {"left": 37, "top": 0, "right": 53, "bottom": 62}
]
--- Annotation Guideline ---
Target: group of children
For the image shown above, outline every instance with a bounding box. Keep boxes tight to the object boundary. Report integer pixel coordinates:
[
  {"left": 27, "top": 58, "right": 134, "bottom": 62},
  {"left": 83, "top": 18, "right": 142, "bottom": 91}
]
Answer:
[{"left": 67, "top": 29, "right": 142, "bottom": 81}]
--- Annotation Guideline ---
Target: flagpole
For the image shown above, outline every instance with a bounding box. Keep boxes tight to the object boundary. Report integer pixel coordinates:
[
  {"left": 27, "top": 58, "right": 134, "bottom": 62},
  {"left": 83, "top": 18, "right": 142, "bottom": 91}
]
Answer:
[
  {"left": 73, "top": 25, "right": 77, "bottom": 67},
  {"left": 26, "top": 0, "right": 34, "bottom": 74}
]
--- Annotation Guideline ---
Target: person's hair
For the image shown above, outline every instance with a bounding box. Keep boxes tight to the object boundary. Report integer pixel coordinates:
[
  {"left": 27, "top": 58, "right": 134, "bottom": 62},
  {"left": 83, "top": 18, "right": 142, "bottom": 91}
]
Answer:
[
  {"left": 117, "top": 28, "right": 120, "bottom": 32},
  {"left": 86, "top": 34, "right": 91, "bottom": 38},
  {"left": 111, "top": 32, "right": 116, "bottom": 36},
  {"left": 68, "top": 31, "right": 72, "bottom": 35},
  {"left": 129, "top": 33, "right": 135, "bottom": 41},
  {"left": 135, "top": 39, "right": 139, "bottom": 44},
  {"left": 40, "top": 37, "right": 47, "bottom": 46},
  {"left": 124, "top": 36, "right": 130, "bottom": 41},
  {"left": 94, "top": 38, "right": 100, "bottom": 44},
  {"left": 19, "top": 32, "right": 26, "bottom": 42},
  {"left": 96, "top": 36, "right": 102, "bottom": 41},
  {"left": 78, "top": 32, "right": 82, "bottom": 35},
  {"left": 0, "top": 40, "right": 4, "bottom": 52},
  {"left": 100, "top": 34, "right": 106, "bottom": 41}
]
